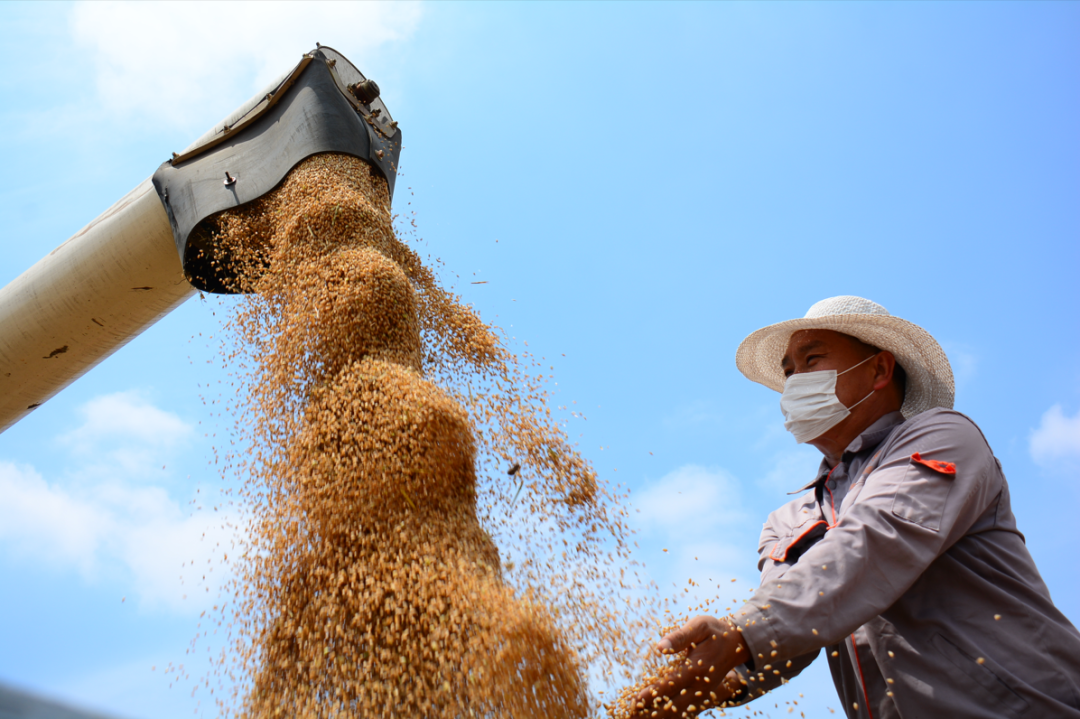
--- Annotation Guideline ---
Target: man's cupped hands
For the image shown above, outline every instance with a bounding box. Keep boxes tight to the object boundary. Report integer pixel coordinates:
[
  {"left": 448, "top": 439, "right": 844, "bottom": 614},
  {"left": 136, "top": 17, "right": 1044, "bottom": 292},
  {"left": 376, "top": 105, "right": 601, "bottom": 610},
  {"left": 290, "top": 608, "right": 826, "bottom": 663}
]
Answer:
[{"left": 630, "top": 615, "right": 750, "bottom": 718}]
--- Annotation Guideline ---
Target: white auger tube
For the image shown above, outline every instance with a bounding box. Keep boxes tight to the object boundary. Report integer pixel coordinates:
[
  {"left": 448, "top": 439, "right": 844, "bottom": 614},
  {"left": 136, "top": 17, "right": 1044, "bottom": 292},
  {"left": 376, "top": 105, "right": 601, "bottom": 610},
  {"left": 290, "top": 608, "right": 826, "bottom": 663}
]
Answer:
[
  {"left": 0, "top": 180, "right": 195, "bottom": 434},
  {"left": 0, "top": 45, "right": 400, "bottom": 437}
]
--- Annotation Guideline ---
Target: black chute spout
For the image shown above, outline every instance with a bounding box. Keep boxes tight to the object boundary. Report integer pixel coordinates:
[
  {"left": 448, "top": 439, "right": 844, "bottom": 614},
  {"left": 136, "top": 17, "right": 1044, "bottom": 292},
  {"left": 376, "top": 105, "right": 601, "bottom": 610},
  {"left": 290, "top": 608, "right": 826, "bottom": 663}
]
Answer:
[{"left": 151, "top": 46, "right": 401, "bottom": 294}]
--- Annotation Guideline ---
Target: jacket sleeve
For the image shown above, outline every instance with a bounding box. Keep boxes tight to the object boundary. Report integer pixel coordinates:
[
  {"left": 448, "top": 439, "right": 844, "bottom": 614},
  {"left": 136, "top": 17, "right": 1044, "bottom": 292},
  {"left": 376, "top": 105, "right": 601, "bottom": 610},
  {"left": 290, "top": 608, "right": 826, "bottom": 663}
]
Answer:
[
  {"left": 723, "top": 511, "right": 823, "bottom": 705},
  {"left": 736, "top": 410, "right": 1003, "bottom": 665},
  {"left": 726, "top": 648, "right": 821, "bottom": 705}
]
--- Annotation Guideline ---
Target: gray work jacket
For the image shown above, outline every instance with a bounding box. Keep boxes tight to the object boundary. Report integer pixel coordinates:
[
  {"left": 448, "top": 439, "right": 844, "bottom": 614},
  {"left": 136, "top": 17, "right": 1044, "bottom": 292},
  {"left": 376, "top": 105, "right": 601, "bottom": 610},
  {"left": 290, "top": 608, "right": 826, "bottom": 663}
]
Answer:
[{"left": 734, "top": 408, "right": 1080, "bottom": 718}]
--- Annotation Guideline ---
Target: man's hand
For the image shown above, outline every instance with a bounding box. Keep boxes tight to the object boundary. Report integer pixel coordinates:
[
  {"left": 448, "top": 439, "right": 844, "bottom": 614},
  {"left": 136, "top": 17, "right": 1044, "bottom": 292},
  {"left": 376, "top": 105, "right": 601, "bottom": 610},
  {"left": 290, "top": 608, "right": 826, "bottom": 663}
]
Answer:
[{"left": 631, "top": 615, "right": 750, "bottom": 717}]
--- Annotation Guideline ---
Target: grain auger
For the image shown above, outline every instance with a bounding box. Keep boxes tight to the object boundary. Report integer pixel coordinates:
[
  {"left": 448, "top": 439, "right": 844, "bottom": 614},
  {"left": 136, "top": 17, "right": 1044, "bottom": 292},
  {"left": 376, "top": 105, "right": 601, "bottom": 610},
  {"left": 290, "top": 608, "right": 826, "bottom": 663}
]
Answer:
[{"left": 0, "top": 45, "right": 401, "bottom": 434}]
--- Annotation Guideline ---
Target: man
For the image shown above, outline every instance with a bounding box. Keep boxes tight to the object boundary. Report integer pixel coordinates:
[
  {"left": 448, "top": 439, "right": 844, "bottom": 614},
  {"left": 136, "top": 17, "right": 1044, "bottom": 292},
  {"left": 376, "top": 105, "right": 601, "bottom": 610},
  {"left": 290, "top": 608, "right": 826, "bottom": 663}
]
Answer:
[{"left": 634, "top": 296, "right": 1080, "bottom": 718}]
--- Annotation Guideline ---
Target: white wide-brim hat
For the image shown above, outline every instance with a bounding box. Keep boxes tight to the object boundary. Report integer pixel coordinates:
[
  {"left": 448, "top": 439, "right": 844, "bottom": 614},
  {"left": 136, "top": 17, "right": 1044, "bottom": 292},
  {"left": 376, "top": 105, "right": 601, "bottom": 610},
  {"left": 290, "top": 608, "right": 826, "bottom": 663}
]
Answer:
[{"left": 736, "top": 296, "right": 954, "bottom": 418}]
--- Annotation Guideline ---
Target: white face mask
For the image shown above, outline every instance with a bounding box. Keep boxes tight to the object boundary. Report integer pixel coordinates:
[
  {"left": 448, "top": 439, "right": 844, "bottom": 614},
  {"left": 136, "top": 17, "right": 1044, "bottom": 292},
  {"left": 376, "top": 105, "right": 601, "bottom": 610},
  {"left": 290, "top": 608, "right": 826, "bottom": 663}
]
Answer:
[{"left": 780, "top": 354, "right": 878, "bottom": 443}]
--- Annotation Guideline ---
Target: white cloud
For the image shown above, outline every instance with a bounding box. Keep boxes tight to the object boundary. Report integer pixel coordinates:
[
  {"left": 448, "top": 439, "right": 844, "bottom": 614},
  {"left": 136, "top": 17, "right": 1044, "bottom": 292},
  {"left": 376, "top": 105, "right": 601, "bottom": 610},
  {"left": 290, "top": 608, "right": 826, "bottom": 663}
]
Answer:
[
  {"left": 1029, "top": 404, "right": 1080, "bottom": 467},
  {"left": 121, "top": 497, "right": 240, "bottom": 611},
  {"left": 63, "top": 389, "right": 191, "bottom": 447},
  {"left": 1, "top": 393, "right": 241, "bottom": 614},
  {"left": 756, "top": 445, "right": 821, "bottom": 495},
  {"left": 633, "top": 465, "right": 743, "bottom": 532},
  {"left": 60, "top": 390, "right": 193, "bottom": 475},
  {"left": 0, "top": 459, "right": 239, "bottom": 613},
  {"left": 631, "top": 466, "right": 761, "bottom": 612},
  {"left": 0, "top": 462, "right": 108, "bottom": 575},
  {"left": 68, "top": 1, "right": 422, "bottom": 131}
]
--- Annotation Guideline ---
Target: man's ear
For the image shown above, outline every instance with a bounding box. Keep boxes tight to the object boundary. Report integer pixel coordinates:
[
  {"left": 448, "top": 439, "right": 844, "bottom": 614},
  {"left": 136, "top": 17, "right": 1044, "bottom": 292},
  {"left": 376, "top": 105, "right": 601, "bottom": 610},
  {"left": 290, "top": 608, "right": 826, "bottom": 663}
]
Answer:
[{"left": 871, "top": 351, "right": 896, "bottom": 392}]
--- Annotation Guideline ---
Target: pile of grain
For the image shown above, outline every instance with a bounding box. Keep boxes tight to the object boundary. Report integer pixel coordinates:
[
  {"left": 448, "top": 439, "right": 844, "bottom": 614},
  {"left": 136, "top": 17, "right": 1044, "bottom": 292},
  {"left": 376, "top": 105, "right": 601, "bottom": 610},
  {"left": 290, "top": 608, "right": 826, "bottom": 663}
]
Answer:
[{"left": 199, "top": 153, "right": 656, "bottom": 718}]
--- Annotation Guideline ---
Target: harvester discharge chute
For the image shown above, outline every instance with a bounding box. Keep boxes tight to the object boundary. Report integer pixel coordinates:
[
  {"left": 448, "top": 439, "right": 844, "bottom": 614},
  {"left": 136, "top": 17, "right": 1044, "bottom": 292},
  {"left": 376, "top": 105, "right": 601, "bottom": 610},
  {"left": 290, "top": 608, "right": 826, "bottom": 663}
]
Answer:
[{"left": 0, "top": 45, "right": 401, "bottom": 435}]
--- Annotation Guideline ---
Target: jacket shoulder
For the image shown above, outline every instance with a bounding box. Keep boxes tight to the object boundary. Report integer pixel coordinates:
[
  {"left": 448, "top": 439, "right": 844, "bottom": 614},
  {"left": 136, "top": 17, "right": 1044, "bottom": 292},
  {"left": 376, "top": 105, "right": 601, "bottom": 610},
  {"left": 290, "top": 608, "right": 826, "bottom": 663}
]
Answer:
[{"left": 889, "top": 407, "right": 995, "bottom": 456}]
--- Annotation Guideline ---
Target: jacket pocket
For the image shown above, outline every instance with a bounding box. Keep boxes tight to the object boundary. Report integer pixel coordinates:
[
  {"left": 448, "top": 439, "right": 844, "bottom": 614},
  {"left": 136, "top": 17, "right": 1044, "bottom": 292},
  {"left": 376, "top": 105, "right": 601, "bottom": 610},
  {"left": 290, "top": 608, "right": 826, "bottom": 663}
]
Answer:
[
  {"left": 931, "top": 633, "right": 1029, "bottom": 718},
  {"left": 768, "top": 519, "right": 827, "bottom": 563},
  {"left": 890, "top": 455, "right": 956, "bottom": 531}
]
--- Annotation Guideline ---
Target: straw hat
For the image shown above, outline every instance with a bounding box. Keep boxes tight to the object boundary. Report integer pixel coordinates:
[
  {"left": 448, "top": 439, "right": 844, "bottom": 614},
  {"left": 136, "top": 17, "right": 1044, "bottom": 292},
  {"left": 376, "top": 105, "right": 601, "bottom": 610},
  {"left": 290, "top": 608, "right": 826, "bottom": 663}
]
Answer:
[{"left": 735, "top": 296, "right": 954, "bottom": 418}]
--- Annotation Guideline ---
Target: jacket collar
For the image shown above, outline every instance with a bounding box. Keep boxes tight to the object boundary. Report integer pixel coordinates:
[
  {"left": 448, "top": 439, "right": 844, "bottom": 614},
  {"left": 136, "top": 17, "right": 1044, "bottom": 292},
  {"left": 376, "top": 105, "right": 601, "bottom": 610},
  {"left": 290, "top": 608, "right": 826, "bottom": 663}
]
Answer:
[{"left": 791, "top": 411, "right": 906, "bottom": 494}]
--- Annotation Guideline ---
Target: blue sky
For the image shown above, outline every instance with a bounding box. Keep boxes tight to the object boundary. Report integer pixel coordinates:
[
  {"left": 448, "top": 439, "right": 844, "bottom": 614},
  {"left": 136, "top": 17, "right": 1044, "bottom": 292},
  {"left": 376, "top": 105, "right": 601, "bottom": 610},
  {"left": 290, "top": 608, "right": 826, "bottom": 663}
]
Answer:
[{"left": 1, "top": 2, "right": 1078, "bottom": 718}]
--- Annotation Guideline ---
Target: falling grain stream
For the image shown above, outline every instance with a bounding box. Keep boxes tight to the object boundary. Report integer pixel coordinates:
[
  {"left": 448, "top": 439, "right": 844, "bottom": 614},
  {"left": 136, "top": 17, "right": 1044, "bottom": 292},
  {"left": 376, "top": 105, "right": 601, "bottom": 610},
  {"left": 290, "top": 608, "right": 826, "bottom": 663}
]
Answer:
[{"left": 195, "top": 153, "right": 680, "bottom": 719}]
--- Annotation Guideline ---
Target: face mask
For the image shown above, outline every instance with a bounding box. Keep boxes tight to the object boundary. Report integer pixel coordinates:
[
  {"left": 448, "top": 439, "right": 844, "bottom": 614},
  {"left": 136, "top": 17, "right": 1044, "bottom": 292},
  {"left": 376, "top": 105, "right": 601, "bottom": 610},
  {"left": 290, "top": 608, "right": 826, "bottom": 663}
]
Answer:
[{"left": 780, "top": 353, "right": 878, "bottom": 443}]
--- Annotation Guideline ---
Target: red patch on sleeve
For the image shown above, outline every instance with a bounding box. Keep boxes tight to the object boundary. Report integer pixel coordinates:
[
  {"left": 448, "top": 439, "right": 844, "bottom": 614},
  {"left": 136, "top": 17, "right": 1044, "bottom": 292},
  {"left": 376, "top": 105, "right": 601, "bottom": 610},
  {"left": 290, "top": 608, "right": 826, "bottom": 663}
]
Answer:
[{"left": 911, "top": 452, "right": 956, "bottom": 475}]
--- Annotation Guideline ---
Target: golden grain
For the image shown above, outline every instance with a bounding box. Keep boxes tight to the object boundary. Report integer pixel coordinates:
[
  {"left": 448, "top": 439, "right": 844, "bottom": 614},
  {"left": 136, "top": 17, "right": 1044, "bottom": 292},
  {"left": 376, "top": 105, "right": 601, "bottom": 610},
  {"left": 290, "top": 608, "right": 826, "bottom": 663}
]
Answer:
[{"left": 193, "top": 154, "right": 659, "bottom": 718}]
